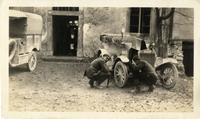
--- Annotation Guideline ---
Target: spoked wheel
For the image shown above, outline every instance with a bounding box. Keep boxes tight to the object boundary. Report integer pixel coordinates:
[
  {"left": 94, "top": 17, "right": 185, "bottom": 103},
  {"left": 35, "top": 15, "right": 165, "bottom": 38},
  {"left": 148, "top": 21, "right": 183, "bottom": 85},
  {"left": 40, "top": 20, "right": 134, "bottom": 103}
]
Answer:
[
  {"left": 27, "top": 51, "right": 37, "bottom": 72},
  {"left": 157, "top": 63, "right": 178, "bottom": 89},
  {"left": 114, "top": 61, "right": 128, "bottom": 88}
]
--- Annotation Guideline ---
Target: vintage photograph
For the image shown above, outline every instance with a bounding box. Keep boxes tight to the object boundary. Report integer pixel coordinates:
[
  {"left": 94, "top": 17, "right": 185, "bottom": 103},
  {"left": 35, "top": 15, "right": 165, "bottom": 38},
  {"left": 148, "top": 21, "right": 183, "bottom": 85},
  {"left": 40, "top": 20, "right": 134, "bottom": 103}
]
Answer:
[{"left": 8, "top": 7, "right": 193, "bottom": 112}]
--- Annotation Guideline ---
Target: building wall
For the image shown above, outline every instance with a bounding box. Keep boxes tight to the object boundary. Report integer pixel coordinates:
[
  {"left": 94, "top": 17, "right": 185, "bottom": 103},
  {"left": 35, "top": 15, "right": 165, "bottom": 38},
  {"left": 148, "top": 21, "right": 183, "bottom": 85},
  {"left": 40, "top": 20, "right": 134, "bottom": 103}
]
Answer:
[
  {"left": 170, "top": 8, "right": 194, "bottom": 76},
  {"left": 10, "top": 7, "right": 129, "bottom": 57},
  {"left": 172, "top": 8, "right": 194, "bottom": 40}
]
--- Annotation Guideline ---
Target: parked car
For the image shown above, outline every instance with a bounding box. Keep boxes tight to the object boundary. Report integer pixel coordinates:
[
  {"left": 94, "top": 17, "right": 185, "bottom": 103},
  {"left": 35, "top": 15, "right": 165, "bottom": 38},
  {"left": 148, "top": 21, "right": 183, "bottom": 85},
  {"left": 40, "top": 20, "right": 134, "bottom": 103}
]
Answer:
[
  {"left": 9, "top": 10, "right": 44, "bottom": 71},
  {"left": 97, "top": 33, "right": 178, "bottom": 89}
]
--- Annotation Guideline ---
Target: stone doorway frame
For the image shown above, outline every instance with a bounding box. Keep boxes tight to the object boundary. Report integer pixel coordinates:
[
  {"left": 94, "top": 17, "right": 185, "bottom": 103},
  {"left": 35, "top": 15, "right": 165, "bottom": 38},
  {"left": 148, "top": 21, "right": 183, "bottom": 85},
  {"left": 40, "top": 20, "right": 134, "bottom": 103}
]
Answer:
[{"left": 46, "top": 8, "right": 84, "bottom": 57}]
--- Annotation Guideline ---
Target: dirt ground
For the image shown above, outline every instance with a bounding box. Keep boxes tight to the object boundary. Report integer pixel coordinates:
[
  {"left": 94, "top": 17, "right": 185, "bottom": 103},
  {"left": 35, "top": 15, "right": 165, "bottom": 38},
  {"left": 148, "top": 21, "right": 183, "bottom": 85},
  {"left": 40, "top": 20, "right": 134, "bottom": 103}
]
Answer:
[{"left": 9, "top": 60, "right": 193, "bottom": 112}]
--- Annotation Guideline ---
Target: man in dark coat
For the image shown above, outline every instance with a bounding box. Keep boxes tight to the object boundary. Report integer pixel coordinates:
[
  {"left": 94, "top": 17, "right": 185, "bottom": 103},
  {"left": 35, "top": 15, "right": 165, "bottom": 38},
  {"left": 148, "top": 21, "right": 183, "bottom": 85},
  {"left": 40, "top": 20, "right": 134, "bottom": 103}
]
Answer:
[
  {"left": 84, "top": 54, "right": 111, "bottom": 88},
  {"left": 131, "top": 56, "right": 158, "bottom": 92}
]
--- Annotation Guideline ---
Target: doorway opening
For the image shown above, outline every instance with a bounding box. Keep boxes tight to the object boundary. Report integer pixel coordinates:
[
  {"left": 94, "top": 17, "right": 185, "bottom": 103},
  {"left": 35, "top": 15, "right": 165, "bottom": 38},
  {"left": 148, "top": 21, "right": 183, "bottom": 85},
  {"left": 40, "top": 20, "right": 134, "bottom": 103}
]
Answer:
[
  {"left": 53, "top": 15, "right": 78, "bottom": 56},
  {"left": 182, "top": 41, "right": 193, "bottom": 76}
]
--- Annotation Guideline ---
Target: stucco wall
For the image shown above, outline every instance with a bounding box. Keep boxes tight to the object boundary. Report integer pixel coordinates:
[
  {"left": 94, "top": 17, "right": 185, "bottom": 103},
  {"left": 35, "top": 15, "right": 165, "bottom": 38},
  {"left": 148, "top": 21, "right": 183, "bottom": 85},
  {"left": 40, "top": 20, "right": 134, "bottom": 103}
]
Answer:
[
  {"left": 83, "top": 8, "right": 129, "bottom": 57},
  {"left": 172, "top": 8, "right": 194, "bottom": 41}
]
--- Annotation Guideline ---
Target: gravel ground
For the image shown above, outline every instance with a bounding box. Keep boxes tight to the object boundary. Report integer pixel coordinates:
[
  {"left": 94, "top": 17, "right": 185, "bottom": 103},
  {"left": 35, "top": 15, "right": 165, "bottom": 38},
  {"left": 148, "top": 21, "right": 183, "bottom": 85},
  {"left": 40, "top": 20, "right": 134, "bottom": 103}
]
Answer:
[{"left": 9, "top": 60, "right": 193, "bottom": 112}]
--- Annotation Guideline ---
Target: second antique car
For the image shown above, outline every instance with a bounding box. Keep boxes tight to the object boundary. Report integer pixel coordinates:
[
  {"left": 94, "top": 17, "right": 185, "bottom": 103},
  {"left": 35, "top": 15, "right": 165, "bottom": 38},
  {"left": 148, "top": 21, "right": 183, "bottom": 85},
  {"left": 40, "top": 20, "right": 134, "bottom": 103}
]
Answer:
[
  {"left": 97, "top": 33, "right": 178, "bottom": 89},
  {"left": 9, "top": 10, "right": 45, "bottom": 71}
]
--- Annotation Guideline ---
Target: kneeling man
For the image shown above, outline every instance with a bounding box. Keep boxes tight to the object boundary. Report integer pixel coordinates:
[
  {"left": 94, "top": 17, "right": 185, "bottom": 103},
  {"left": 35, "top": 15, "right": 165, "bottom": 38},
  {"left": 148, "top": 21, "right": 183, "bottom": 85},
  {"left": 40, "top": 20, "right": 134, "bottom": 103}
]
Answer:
[
  {"left": 84, "top": 54, "right": 111, "bottom": 88},
  {"left": 132, "top": 56, "right": 159, "bottom": 92}
]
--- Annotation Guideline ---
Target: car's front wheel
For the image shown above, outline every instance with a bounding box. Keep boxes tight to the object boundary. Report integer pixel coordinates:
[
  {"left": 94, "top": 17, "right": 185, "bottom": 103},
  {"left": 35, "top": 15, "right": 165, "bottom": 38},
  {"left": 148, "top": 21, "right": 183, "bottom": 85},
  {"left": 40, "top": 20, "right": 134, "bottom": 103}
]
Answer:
[
  {"left": 27, "top": 51, "right": 37, "bottom": 72},
  {"left": 114, "top": 61, "right": 128, "bottom": 88},
  {"left": 157, "top": 63, "right": 178, "bottom": 89}
]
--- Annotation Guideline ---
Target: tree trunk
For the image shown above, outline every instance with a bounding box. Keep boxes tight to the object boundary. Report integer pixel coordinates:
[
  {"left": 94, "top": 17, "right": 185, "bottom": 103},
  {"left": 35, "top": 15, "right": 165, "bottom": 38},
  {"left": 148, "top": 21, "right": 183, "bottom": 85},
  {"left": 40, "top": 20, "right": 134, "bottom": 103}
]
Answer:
[{"left": 155, "top": 8, "right": 174, "bottom": 58}]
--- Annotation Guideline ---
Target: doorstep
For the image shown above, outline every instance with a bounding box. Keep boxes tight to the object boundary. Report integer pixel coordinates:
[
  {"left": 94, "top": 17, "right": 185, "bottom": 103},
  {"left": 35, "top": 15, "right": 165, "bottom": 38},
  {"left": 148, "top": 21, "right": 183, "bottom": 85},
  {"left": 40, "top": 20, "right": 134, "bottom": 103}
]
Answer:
[{"left": 41, "top": 56, "right": 89, "bottom": 63}]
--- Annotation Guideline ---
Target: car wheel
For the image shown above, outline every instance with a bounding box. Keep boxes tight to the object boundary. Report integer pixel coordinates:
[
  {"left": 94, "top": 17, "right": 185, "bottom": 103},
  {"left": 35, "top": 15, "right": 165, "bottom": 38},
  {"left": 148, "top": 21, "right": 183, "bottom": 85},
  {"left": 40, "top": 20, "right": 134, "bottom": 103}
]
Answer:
[
  {"left": 158, "top": 63, "right": 178, "bottom": 89},
  {"left": 27, "top": 51, "right": 37, "bottom": 72},
  {"left": 114, "top": 61, "right": 128, "bottom": 88}
]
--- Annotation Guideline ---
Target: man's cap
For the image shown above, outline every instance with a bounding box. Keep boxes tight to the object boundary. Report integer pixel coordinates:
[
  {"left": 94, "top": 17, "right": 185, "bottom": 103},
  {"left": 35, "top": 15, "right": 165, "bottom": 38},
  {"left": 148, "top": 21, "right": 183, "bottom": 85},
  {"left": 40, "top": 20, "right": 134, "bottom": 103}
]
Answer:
[{"left": 103, "top": 54, "right": 111, "bottom": 61}]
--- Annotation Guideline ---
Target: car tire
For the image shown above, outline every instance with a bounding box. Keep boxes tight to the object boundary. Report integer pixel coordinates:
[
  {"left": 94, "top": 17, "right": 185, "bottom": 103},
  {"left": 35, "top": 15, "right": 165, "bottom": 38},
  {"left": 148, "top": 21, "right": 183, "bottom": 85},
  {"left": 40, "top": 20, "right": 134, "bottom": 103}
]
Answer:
[
  {"left": 158, "top": 63, "right": 178, "bottom": 89},
  {"left": 114, "top": 61, "right": 128, "bottom": 88},
  {"left": 27, "top": 51, "right": 37, "bottom": 72}
]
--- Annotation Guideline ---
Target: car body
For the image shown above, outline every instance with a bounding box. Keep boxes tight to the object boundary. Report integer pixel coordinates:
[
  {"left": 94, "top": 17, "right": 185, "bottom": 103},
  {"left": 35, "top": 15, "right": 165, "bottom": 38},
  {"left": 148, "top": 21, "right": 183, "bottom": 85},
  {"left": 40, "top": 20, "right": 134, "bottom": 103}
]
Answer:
[
  {"left": 9, "top": 10, "right": 43, "bottom": 71},
  {"left": 98, "top": 33, "right": 178, "bottom": 88}
]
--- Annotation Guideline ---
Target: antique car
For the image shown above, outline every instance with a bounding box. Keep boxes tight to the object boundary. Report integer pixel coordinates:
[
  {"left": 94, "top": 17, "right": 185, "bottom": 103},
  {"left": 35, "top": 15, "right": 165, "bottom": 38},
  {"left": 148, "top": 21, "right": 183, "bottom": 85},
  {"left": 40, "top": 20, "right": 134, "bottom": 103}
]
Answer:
[
  {"left": 9, "top": 10, "right": 44, "bottom": 71},
  {"left": 97, "top": 33, "right": 178, "bottom": 89}
]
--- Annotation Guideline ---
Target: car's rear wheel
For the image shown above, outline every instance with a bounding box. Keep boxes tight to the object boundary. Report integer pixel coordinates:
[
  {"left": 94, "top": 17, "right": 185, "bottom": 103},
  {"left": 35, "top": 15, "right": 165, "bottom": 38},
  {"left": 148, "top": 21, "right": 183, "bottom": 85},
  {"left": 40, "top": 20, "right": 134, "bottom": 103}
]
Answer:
[
  {"left": 27, "top": 51, "right": 37, "bottom": 72},
  {"left": 114, "top": 61, "right": 128, "bottom": 88}
]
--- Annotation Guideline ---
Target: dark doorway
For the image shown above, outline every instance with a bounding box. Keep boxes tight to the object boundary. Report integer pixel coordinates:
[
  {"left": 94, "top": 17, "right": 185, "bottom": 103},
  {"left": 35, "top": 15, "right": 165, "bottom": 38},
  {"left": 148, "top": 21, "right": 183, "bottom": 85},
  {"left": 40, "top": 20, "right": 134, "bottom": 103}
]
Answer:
[
  {"left": 53, "top": 15, "right": 78, "bottom": 56},
  {"left": 182, "top": 41, "right": 193, "bottom": 76}
]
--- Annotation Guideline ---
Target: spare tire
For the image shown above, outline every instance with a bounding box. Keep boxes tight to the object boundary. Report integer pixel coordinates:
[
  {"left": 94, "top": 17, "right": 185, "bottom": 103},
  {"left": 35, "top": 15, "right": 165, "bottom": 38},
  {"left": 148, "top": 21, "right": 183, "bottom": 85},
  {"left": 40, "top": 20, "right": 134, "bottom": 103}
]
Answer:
[{"left": 9, "top": 39, "right": 17, "bottom": 61}]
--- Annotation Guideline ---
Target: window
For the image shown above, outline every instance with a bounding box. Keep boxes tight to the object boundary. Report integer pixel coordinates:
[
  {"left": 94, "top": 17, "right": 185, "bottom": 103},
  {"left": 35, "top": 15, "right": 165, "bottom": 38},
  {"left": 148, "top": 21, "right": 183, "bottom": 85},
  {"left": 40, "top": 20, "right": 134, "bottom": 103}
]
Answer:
[
  {"left": 52, "top": 7, "right": 79, "bottom": 11},
  {"left": 130, "top": 8, "right": 151, "bottom": 34}
]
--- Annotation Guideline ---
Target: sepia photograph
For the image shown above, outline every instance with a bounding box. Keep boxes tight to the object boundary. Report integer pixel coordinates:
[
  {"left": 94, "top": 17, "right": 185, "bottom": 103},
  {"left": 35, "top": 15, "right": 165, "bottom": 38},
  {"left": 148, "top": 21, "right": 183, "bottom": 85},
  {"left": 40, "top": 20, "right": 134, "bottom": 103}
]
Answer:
[{"left": 8, "top": 6, "right": 194, "bottom": 113}]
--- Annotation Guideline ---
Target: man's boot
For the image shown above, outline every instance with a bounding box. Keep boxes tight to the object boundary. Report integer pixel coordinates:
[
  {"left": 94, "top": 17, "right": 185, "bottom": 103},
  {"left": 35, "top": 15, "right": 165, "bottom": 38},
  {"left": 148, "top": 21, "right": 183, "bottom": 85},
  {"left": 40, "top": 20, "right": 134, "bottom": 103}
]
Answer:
[
  {"left": 135, "top": 85, "right": 141, "bottom": 93},
  {"left": 89, "top": 80, "right": 94, "bottom": 88},
  {"left": 95, "top": 81, "right": 104, "bottom": 89},
  {"left": 148, "top": 85, "right": 154, "bottom": 92}
]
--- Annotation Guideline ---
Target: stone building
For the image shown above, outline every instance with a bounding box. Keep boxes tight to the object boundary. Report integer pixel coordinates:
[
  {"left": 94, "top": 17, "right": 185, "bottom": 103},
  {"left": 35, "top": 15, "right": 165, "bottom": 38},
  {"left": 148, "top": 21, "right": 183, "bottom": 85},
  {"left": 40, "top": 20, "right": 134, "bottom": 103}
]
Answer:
[
  {"left": 171, "top": 8, "right": 193, "bottom": 76},
  {"left": 9, "top": 7, "right": 194, "bottom": 76}
]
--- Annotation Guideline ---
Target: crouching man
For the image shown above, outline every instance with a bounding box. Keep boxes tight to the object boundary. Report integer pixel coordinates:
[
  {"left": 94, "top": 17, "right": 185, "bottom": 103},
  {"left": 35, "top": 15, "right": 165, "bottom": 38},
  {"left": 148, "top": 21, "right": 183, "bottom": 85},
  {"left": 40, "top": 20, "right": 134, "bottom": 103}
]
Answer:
[
  {"left": 131, "top": 56, "right": 159, "bottom": 92},
  {"left": 84, "top": 54, "right": 111, "bottom": 89}
]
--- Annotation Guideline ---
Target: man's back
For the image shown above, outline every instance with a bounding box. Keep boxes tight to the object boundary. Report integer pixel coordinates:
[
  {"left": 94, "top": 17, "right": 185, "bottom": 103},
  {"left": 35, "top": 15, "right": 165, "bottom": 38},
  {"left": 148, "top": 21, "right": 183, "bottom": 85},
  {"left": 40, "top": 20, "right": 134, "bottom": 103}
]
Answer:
[
  {"left": 85, "top": 57, "right": 111, "bottom": 88},
  {"left": 91, "top": 58, "right": 105, "bottom": 71},
  {"left": 136, "top": 60, "right": 155, "bottom": 74},
  {"left": 90, "top": 57, "right": 110, "bottom": 73}
]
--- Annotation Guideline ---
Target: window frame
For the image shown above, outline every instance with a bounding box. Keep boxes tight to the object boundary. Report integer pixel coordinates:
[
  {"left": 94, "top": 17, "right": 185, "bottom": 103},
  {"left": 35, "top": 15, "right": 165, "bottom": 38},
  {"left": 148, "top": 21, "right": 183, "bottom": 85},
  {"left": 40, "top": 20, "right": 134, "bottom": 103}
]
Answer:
[{"left": 129, "top": 8, "right": 151, "bottom": 34}]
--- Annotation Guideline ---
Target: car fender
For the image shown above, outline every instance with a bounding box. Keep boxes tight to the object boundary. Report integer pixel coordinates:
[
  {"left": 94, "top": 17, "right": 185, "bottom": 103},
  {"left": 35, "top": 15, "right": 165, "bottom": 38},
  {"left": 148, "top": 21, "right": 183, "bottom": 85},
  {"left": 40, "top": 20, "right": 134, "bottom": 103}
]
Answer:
[
  {"left": 116, "top": 55, "right": 129, "bottom": 63},
  {"left": 155, "top": 57, "right": 178, "bottom": 68},
  {"left": 9, "top": 39, "right": 17, "bottom": 61},
  {"left": 97, "top": 49, "right": 111, "bottom": 57}
]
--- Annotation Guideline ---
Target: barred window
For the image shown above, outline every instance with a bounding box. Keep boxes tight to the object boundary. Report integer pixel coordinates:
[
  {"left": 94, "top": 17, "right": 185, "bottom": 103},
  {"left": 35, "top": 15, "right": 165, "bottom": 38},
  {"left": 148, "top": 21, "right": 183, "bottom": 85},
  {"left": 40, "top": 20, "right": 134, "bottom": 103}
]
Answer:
[{"left": 52, "top": 7, "right": 79, "bottom": 11}]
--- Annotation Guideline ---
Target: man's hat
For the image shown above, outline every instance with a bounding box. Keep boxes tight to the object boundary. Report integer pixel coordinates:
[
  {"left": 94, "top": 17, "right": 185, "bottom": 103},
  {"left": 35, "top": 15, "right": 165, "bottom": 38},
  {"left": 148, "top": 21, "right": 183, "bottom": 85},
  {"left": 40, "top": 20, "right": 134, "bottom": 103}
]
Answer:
[{"left": 103, "top": 54, "right": 111, "bottom": 61}]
